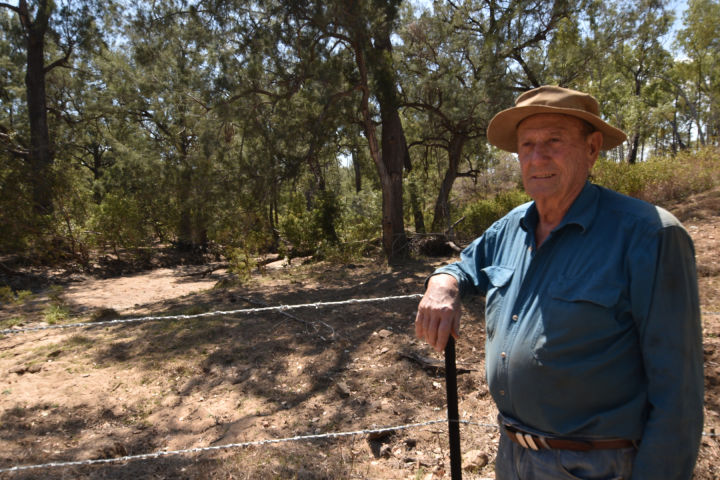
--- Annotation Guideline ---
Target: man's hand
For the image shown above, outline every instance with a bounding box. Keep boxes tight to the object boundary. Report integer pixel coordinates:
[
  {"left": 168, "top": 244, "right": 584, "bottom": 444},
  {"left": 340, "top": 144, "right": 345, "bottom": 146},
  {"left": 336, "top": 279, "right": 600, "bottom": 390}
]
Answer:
[{"left": 415, "top": 274, "right": 462, "bottom": 352}]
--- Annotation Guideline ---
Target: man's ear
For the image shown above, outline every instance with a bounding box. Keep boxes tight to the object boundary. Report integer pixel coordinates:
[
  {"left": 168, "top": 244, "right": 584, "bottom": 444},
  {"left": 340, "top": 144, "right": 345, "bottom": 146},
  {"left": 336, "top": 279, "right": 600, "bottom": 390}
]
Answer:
[{"left": 587, "top": 131, "right": 603, "bottom": 161}]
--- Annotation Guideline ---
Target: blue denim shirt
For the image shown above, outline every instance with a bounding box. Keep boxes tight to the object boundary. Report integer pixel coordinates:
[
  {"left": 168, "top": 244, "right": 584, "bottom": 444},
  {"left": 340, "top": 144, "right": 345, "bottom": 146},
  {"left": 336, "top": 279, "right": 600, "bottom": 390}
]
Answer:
[{"left": 435, "top": 182, "right": 703, "bottom": 479}]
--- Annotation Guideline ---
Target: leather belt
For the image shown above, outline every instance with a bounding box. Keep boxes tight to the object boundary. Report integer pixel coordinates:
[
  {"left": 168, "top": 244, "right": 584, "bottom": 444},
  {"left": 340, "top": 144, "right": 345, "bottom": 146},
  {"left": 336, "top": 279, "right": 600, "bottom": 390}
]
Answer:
[{"left": 503, "top": 424, "right": 636, "bottom": 452}]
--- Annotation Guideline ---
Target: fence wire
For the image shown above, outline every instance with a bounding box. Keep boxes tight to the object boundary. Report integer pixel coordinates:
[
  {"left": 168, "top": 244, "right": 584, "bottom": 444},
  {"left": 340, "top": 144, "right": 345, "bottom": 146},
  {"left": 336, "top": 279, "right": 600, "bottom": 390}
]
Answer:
[
  {"left": 2, "top": 294, "right": 719, "bottom": 475},
  {"left": 0, "top": 418, "right": 717, "bottom": 474},
  {"left": 0, "top": 294, "right": 423, "bottom": 336},
  {"left": 0, "top": 419, "right": 454, "bottom": 474},
  {"left": 3, "top": 296, "right": 719, "bottom": 337}
]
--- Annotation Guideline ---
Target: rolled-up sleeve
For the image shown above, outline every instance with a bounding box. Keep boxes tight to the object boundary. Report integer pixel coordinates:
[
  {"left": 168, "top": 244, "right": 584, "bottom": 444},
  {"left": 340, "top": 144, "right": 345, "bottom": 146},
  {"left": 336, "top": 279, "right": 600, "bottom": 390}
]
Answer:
[
  {"left": 432, "top": 234, "right": 491, "bottom": 298},
  {"left": 630, "top": 225, "right": 704, "bottom": 479}
]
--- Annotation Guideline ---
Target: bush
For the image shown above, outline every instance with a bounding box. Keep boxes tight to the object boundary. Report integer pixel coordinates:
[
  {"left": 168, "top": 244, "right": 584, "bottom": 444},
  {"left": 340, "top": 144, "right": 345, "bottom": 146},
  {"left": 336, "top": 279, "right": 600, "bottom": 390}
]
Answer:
[
  {"left": 89, "top": 193, "right": 154, "bottom": 253},
  {"left": 337, "top": 187, "right": 382, "bottom": 256},
  {"left": 592, "top": 147, "right": 720, "bottom": 205},
  {"left": 226, "top": 246, "right": 257, "bottom": 284},
  {"left": 278, "top": 190, "right": 344, "bottom": 259},
  {"left": 456, "top": 189, "right": 530, "bottom": 242}
]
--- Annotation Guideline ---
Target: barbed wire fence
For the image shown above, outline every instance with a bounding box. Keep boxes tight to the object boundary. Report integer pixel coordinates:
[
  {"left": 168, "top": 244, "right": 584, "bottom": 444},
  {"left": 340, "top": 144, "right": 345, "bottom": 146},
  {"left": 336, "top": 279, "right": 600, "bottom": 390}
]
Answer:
[
  {"left": 0, "top": 420, "right": 494, "bottom": 474},
  {"left": 0, "top": 294, "right": 423, "bottom": 336},
  {"left": 1, "top": 294, "right": 719, "bottom": 475}
]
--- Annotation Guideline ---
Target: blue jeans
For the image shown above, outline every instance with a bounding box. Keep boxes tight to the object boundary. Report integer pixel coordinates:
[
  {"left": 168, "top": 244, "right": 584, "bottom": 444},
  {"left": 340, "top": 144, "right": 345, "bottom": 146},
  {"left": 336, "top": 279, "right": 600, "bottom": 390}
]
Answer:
[{"left": 495, "top": 428, "right": 637, "bottom": 480}]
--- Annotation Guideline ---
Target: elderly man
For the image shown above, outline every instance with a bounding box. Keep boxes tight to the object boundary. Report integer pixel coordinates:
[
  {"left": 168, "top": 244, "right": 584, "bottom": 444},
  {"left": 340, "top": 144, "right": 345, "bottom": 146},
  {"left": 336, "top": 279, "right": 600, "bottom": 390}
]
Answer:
[{"left": 415, "top": 86, "right": 703, "bottom": 479}]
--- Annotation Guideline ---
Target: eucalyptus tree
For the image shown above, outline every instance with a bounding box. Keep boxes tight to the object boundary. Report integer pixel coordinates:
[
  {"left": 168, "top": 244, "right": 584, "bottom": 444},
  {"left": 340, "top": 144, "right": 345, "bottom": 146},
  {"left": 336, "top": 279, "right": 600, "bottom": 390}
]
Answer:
[
  {"left": 304, "top": 0, "right": 412, "bottom": 260},
  {"left": 0, "top": 9, "right": 35, "bottom": 252},
  {"left": 675, "top": 0, "right": 720, "bottom": 147},
  {"left": 585, "top": 0, "right": 674, "bottom": 163},
  {"left": 108, "top": 2, "right": 226, "bottom": 251},
  {"left": 397, "top": 0, "right": 578, "bottom": 233},
  {"left": 195, "top": 0, "right": 414, "bottom": 260},
  {"left": 0, "top": 0, "right": 104, "bottom": 215}
]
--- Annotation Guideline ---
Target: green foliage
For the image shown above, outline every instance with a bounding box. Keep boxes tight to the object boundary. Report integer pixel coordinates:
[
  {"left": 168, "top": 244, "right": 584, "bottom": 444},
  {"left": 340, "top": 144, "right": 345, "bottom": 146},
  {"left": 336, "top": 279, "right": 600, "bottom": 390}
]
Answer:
[
  {"left": 226, "top": 247, "right": 258, "bottom": 284},
  {"left": 0, "top": 317, "right": 23, "bottom": 329},
  {"left": 592, "top": 147, "right": 720, "bottom": 204},
  {"left": 278, "top": 190, "right": 343, "bottom": 258},
  {"left": 0, "top": 155, "right": 38, "bottom": 255},
  {"left": 0, "top": 286, "right": 13, "bottom": 304},
  {"left": 338, "top": 187, "right": 383, "bottom": 254},
  {"left": 41, "top": 284, "right": 70, "bottom": 325},
  {"left": 0, "top": 286, "right": 33, "bottom": 307},
  {"left": 456, "top": 189, "right": 530, "bottom": 241},
  {"left": 89, "top": 193, "right": 154, "bottom": 252},
  {"left": 43, "top": 304, "right": 69, "bottom": 325},
  {"left": 15, "top": 289, "right": 33, "bottom": 303},
  {"left": 1, "top": 0, "right": 719, "bottom": 266}
]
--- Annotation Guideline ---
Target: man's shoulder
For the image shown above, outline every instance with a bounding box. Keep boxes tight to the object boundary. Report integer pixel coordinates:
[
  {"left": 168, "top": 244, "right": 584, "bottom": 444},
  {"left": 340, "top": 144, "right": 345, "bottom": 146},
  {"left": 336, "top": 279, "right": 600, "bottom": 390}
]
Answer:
[{"left": 596, "top": 185, "right": 683, "bottom": 231}]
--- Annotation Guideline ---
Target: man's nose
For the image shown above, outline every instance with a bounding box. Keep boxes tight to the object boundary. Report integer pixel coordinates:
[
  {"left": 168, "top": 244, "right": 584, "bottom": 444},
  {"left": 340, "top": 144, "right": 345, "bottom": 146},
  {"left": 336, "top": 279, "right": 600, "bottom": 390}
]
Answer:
[{"left": 525, "top": 142, "right": 551, "bottom": 163}]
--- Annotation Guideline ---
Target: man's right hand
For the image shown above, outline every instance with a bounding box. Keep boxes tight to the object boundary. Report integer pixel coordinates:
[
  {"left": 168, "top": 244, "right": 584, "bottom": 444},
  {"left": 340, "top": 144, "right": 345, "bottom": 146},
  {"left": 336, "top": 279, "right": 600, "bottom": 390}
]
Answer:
[{"left": 415, "top": 273, "right": 462, "bottom": 352}]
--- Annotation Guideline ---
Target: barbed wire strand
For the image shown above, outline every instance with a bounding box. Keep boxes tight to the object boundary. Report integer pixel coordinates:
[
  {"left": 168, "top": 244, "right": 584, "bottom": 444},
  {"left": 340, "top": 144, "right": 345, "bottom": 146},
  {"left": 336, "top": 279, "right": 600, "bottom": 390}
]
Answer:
[
  {"left": 0, "top": 419, "right": 449, "bottom": 474},
  {"left": 2, "top": 295, "right": 719, "bottom": 473},
  {"left": 0, "top": 294, "right": 423, "bottom": 336},
  {"left": 0, "top": 418, "right": 717, "bottom": 474},
  {"left": 3, "top": 295, "right": 719, "bottom": 337}
]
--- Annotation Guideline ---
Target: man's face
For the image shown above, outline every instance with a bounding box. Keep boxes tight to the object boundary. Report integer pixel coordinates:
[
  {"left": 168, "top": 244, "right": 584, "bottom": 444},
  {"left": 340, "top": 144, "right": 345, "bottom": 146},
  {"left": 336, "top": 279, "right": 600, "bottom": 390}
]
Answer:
[{"left": 516, "top": 114, "right": 601, "bottom": 212}]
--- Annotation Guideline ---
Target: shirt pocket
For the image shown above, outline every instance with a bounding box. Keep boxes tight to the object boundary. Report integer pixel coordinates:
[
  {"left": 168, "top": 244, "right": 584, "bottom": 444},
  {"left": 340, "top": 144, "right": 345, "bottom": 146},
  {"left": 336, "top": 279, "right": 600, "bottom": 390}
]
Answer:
[
  {"left": 532, "top": 277, "right": 625, "bottom": 364},
  {"left": 481, "top": 266, "right": 514, "bottom": 339}
]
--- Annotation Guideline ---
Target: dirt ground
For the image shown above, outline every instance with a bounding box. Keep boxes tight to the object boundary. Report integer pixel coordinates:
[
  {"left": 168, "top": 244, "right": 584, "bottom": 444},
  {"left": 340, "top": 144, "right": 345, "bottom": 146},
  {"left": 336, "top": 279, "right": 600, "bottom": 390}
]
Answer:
[{"left": 2, "top": 190, "right": 720, "bottom": 479}]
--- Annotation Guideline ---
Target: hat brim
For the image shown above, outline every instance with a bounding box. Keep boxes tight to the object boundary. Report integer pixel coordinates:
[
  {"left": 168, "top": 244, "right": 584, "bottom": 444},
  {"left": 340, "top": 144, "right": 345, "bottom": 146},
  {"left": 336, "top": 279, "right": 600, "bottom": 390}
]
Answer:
[{"left": 487, "top": 105, "right": 627, "bottom": 153}]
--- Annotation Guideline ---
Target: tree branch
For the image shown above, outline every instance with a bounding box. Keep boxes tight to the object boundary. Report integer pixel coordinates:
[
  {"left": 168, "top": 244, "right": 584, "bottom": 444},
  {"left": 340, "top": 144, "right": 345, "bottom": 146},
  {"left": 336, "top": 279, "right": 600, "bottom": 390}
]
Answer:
[
  {"left": 0, "top": 2, "right": 21, "bottom": 14},
  {"left": 44, "top": 46, "right": 74, "bottom": 73}
]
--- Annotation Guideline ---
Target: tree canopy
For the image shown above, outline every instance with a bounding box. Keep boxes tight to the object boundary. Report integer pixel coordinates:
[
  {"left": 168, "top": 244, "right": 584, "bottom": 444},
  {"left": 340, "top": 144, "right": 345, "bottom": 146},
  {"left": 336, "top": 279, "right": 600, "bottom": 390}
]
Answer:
[{"left": 0, "top": 0, "right": 718, "bottom": 265}]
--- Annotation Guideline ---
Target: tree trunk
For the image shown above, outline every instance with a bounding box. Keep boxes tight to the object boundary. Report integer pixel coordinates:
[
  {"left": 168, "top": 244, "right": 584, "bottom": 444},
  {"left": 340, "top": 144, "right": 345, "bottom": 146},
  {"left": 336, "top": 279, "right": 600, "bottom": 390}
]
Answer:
[
  {"left": 352, "top": 19, "right": 408, "bottom": 262},
  {"left": 21, "top": 0, "right": 54, "bottom": 215},
  {"left": 408, "top": 179, "right": 425, "bottom": 234},
  {"left": 377, "top": 105, "right": 409, "bottom": 260},
  {"left": 431, "top": 134, "right": 467, "bottom": 233},
  {"left": 627, "top": 132, "right": 640, "bottom": 164},
  {"left": 352, "top": 149, "right": 362, "bottom": 193},
  {"left": 177, "top": 166, "right": 208, "bottom": 251}
]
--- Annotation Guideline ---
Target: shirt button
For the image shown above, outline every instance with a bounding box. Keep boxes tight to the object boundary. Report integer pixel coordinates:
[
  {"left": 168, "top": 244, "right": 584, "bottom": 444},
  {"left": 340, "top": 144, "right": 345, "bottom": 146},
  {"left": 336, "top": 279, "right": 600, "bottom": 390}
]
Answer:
[
  {"left": 512, "top": 315, "right": 519, "bottom": 321},
  {"left": 499, "top": 390, "right": 505, "bottom": 396}
]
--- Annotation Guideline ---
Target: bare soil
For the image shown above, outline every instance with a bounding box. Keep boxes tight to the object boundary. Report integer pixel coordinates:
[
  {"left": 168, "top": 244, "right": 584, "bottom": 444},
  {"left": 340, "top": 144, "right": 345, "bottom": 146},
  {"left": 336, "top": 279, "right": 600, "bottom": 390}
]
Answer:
[{"left": 2, "top": 190, "right": 720, "bottom": 479}]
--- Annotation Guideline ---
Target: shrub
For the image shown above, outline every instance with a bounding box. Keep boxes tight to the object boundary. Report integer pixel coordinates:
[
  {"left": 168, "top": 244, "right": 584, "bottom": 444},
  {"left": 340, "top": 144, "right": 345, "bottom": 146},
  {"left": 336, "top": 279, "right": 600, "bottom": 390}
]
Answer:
[
  {"left": 592, "top": 147, "right": 720, "bottom": 205},
  {"left": 89, "top": 193, "right": 154, "bottom": 253},
  {"left": 43, "top": 304, "right": 69, "bottom": 325},
  {"left": 0, "top": 286, "right": 14, "bottom": 304},
  {"left": 456, "top": 189, "right": 530, "bottom": 242},
  {"left": 226, "top": 246, "right": 257, "bottom": 284},
  {"left": 278, "top": 190, "right": 344, "bottom": 259},
  {"left": 336, "top": 187, "right": 382, "bottom": 258}
]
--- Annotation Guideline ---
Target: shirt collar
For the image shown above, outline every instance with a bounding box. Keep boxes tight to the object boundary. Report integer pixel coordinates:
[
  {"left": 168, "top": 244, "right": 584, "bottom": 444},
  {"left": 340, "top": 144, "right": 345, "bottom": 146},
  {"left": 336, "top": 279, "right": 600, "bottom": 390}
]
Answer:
[{"left": 520, "top": 181, "right": 599, "bottom": 234}]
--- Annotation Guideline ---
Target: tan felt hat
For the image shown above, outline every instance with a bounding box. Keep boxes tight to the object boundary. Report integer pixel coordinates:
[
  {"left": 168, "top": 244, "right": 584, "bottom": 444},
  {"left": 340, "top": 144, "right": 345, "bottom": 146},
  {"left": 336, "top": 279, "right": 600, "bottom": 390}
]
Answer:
[{"left": 487, "top": 85, "right": 627, "bottom": 153}]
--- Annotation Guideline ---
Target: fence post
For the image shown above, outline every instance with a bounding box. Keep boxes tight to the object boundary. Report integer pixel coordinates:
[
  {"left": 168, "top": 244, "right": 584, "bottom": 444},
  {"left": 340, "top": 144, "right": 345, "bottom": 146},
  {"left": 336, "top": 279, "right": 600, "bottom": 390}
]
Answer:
[{"left": 445, "top": 337, "right": 462, "bottom": 479}]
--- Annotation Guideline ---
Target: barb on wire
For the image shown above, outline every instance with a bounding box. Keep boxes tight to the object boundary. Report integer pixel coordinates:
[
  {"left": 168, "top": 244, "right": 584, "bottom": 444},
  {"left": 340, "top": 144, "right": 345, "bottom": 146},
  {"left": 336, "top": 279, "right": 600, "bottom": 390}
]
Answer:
[
  {"left": 0, "top": 419, "right": 447, "bottom": 474},
  {"left": 0, "top": 294, "right": 423, "bottom": 336},
  {"left": 0, "top": 417, "right": 716, "bottom": 474}
]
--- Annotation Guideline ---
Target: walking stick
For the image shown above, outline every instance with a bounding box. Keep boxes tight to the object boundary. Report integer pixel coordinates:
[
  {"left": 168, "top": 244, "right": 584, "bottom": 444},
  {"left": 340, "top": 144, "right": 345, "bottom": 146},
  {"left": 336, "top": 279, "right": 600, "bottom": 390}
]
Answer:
[{"left": 444, "top": 337, "right": 462, "bottom": 479}]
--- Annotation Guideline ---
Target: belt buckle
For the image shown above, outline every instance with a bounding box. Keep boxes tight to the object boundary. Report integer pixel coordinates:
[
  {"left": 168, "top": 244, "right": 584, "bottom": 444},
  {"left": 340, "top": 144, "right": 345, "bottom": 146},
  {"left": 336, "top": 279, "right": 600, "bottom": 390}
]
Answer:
[{"left": 505, "top": 424, "right": 547, "bottom": 451}]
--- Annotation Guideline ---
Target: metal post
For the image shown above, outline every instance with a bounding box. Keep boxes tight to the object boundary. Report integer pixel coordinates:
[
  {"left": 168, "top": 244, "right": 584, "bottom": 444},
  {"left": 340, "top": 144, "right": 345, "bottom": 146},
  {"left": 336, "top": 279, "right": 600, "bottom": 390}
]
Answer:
[{"left": 445, "top": 337, "right": 462, "bottom": 479}]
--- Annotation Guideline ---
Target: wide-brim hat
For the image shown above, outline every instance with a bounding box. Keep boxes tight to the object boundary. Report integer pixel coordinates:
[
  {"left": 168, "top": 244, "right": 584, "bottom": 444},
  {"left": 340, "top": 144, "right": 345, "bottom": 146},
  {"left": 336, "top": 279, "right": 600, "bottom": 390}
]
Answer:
[{"left": 487, "top": 85, "right": 627, "bottom": 153}]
